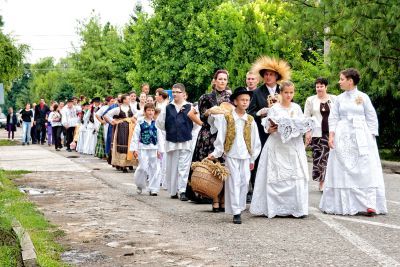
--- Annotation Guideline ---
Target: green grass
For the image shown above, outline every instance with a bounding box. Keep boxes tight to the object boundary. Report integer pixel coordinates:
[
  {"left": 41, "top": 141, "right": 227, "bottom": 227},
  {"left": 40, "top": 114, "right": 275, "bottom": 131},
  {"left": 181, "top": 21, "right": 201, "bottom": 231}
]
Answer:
[
  {"left": 0, "top": 139, "right": 18, "bottom": 146},
  {"left": 379, "top": 149, "right": 400, "bottom": 162},
  {"left": 0, "top": 170, "right": 68, "bottom": 267}
]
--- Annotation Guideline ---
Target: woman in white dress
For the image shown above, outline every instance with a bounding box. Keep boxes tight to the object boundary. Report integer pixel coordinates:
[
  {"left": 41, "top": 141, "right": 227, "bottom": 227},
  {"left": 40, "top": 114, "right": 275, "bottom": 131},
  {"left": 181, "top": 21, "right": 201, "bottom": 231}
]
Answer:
[
  {"left": 319, "top": 68, "right": 387, "bottom": 216},
  {"left": 250, "top": 81, "right": 310, "bottom": 218}
]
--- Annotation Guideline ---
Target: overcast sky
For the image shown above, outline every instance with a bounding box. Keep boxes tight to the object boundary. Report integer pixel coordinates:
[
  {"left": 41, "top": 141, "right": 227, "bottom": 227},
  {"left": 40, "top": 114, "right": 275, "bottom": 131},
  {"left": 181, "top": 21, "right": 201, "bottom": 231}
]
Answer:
[{"left": 1, "top": 0, "right": 152, "bottom": 63}]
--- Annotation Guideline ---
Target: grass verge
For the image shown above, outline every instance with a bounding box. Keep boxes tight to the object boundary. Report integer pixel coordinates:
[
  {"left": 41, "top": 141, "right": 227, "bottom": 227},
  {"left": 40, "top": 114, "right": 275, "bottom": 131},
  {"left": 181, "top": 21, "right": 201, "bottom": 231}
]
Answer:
[
  {"left": 0, "top": 170, "right": 68, "bottom": 267},
  {"left": 0, "top": 139, "right": 18, "bottom": 146}
]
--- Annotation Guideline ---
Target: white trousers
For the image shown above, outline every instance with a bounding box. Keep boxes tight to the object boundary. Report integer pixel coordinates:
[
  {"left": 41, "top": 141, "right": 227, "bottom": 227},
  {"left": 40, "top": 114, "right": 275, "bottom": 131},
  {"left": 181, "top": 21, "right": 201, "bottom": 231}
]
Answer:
[
  {"left": 134, "top": 149, "right": 160, "bottom": 193},
  {"left": 166, "top": 149, "right": 192, "bottom": 196},
  {"left": 158, "top": 152, "right": 167, "bottom": 188},
  {"left": 225, "top": 157, "right": 251, "bottom": 215}
]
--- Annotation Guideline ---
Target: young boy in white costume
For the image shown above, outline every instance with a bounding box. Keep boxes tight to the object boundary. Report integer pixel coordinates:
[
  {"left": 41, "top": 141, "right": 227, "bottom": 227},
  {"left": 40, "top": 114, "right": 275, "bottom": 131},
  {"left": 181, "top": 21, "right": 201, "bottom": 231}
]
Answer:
[
  {"left": 131, "top": 103, "right": 163, "bottom": 196},
  {"left": 208, "top": 87, "right": 261, "bottom": 224},
  {"left": 156, "top": 83, "right": 194, "bottom": 201}
]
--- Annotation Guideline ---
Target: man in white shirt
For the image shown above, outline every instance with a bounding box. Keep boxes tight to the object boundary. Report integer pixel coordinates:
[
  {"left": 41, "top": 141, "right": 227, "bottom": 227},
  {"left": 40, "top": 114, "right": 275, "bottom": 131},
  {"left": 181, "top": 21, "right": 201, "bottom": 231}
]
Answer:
[{"left": 61, "top": 98, "right": 79, "bottom": 152}]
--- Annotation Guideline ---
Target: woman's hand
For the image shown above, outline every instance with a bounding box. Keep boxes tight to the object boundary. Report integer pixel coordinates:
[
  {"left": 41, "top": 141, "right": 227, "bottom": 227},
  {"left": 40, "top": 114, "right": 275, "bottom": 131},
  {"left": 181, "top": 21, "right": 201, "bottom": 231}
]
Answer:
[
  {"left": 328, "top": 132, "right": 335, "bottom": 149},
  {"left": 305, "top": 131, "right": 312, "bottom": 146}
]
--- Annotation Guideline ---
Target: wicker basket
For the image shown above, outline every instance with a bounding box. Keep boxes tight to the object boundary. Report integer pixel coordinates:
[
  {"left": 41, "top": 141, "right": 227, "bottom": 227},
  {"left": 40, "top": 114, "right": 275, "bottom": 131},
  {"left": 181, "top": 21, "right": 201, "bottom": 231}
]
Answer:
[{"left": 191, "top": 162, "right": 224, "bottom": 199}]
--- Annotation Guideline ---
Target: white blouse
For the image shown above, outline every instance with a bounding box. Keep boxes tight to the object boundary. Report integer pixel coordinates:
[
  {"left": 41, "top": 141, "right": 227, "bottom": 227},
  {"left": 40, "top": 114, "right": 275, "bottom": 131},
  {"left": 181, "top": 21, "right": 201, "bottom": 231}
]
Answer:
[{"left": 304, "top": 94, "right": 336, "bottom": 137}]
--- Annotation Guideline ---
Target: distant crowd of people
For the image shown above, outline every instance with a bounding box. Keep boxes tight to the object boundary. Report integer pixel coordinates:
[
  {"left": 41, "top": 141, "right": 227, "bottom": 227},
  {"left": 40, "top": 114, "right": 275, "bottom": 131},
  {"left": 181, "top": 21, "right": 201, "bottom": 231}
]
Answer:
[{"left": 10, "top": 56, "right": 387, "bottom": 224}]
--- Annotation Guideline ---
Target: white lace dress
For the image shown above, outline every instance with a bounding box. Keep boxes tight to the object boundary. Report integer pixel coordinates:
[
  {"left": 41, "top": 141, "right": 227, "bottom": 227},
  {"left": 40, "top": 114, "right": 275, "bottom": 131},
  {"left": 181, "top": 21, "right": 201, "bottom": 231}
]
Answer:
[
  {"left": 250, "top": 103, "right": 310, "bottom": 218},
  {"left": 319, "top": 88, "right": 387, "bottom": 215}
]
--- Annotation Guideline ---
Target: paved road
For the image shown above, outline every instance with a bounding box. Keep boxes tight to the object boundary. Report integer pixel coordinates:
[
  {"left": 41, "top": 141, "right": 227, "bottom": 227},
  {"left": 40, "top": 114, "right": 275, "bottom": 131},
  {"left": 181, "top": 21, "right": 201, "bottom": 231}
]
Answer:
[{"left": 1, "top": 132, "right": 400, "bottom": 266}]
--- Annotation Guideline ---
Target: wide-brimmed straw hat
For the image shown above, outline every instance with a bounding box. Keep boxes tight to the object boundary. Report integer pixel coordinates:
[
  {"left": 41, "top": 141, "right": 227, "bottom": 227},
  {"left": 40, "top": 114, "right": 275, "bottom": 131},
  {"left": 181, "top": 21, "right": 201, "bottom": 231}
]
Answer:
[{"left": 251, "top": 56, "right": 291, "bottom": 82}]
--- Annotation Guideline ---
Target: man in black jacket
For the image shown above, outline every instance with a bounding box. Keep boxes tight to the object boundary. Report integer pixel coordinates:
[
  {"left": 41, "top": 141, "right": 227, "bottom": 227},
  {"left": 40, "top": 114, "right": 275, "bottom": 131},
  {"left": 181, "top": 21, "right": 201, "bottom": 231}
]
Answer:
[
  {"left": 34, "top": 98, "right": 50, "bottom": 145},
  {"left": 247, "top": 56, "right": 291, "bottom": 202}
]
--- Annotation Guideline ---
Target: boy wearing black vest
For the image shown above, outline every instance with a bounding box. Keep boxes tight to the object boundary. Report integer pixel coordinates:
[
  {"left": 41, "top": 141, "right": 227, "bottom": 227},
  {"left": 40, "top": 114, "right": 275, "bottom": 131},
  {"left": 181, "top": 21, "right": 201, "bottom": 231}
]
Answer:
[
  {"left": 156, "top": 83, "right": 194, "bottom": 201},
  {"left": 208, "top": 87, "right": 261, "bottom": 224},
  {"left": 131, "top": 103, "right": 163, "bottom": 196}
]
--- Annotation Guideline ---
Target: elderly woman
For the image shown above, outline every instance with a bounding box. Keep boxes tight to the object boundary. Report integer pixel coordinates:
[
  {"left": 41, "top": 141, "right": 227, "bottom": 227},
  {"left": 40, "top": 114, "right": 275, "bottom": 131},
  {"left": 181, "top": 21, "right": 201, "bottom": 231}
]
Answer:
[
  {"left": 319, "top": 68, "right": 387, "bottom": 216},
  {"left": 304, "top": 77, "right": 336, "bottom": 191},
  {"left": 186, "top": 69, "right": 231, "bottom": 211}
]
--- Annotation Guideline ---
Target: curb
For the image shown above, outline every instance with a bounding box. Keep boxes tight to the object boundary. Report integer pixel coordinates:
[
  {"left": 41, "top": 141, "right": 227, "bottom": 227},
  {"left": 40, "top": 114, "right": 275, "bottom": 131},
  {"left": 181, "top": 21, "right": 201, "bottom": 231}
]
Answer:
[
  {"left": 12, "top": 220, "right": 38, "bottom": 267},
  {"left": 381, "top": 160, "right": 400, "bottom": 174}
]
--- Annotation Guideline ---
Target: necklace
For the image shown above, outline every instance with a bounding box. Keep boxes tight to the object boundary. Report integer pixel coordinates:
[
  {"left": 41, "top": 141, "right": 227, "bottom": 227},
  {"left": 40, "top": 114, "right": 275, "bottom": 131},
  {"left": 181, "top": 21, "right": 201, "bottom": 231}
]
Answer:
[{"left": 321, "top": 102, "right": 328, "bottom": 112}]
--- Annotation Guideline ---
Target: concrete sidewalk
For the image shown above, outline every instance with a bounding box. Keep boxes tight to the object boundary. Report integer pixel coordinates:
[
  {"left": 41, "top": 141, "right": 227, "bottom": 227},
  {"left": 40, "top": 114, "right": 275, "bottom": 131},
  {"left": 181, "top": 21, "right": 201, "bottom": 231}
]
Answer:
[{"left": 0, "top": 145, "right": 90, "bottom": 172}]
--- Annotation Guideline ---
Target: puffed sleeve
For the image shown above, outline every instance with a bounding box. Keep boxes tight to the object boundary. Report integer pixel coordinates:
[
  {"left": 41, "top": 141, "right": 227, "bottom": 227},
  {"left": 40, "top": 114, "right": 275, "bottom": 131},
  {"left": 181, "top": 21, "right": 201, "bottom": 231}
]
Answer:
[
  {"left": 304, "top": 96, "right": 313, "bottom": 118},
  {"left": 157, "top": 128, "right": 166, "bottom": 153},
  {"left": 328, "top": 96, "right": 340, "bottom": 133},
  {"left": 210, "top": 114, "right": 227, "bottom": 159},
  {"left": 155, "top": 107, "right": 166, "bottom": 131},
  {"left": 104, "top": 107, "right": 119, "bottom": 123},
  {"left": 130, "top": 122, "right": 141, "bottom": 152},
  {"left": 363, "top": 94, "right": 379, "bottom": 136},
  {"left": 199, "top": 94, "right": 212, "bottom": 123},
  {"left": 250, "top": 120, "right": 261, "bottom": 163}
]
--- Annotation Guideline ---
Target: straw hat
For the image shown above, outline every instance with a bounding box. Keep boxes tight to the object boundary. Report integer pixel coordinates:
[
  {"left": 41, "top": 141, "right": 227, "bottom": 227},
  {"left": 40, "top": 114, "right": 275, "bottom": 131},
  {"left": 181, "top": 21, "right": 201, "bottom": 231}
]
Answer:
[{"left": 251, "top": 56, "right": 291, "bottom": 82}]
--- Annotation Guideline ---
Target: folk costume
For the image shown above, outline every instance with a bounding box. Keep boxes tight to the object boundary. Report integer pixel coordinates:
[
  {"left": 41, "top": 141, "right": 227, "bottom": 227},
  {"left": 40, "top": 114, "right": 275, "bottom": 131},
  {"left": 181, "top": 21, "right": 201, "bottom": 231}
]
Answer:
[
  {"left": 247, "top": 56, "right": 291, "bottom": 198},
  {"left": 156, "top": 100, "right": 193, "bottom": 198},
  {"left": 103, "top": 103, "right": 118, "bottom": 157},
  {"left": 187, "top": 89, "right": 231, "bottom": 202},
  {"left": 95, "top": 104, "right": 109, "bottom": 159},
  {"left": 81, "top": 103, "right": 100, "bottom": 155},
  {"left": 250, "top": 103, "right": 310, "bottom": 218},
  {"left": 130, "top": 118, "right": 164, "bottom": 194},
  {"left": 105, "top": 104, "right": 137, "bottom": 170},
  {"left": 210, "top": 88, "right": 261, "bottom": 222},
  {"left": 319, "top": 88, "right": 387, "bottom": 215},
  {"left": 304, "top": 94, "right": 337, "bottom": 182}
]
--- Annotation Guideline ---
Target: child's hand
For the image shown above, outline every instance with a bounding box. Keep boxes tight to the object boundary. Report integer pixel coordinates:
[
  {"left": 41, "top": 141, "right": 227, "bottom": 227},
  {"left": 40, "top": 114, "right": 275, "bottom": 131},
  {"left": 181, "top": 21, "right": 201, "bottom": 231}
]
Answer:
[
  {"left": 267, "top": 125, "right": 278, "bottom": 133},
  {"left": 250, "top": 163, "right": 254, "bottom": 171},
  {"left": 157, "top": 151, "right": 161, "bottom": 159},
  {"left": 133, "top": 151, "right": 138, "bottom": 159}
]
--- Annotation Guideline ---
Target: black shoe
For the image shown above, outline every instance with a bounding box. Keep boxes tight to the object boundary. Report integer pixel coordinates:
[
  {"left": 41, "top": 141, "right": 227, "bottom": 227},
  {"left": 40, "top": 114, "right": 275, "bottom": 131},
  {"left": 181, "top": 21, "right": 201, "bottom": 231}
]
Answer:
[
  {"left": 122, "top": 168, "right": 128, "bottom": 173},
  {"left": 171, "top": 194, "right": 178, "bottom": 199},
  {"left": 179, "top": 192, "right": 188, "bottom": 201},
  {"left": 149, "top": 192, "right": 158, "bottom": 196},
  {"left": 219, "top": 207, "right": 225, "bottom": 212},
  {"left": 67, "top": 148, "right": 72, "bottom": 152},
  {"left": 233, "top": 214, "right": 242, "bottom": 224}
]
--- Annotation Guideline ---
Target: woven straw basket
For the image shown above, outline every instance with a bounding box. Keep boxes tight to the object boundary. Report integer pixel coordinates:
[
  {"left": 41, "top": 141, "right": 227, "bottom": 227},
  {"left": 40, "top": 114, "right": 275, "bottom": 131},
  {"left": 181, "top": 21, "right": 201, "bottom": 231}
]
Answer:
[{"left": 191, "top": 162, "right": 224, "bottom": 199}]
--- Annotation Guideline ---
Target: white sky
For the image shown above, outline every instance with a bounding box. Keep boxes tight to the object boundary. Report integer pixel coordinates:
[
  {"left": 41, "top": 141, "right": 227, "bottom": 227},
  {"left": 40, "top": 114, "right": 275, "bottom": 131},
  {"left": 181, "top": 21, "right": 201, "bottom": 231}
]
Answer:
[{"left": 0, "top": 0, "right": 152, "bottom": 63}]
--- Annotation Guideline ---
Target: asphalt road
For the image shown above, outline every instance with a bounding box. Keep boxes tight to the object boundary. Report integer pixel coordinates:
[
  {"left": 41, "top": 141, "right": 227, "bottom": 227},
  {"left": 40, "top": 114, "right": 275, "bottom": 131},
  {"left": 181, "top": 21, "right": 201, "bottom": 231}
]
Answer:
[{"left": 1, "top": 134, "right": 400, "bottom": 266}]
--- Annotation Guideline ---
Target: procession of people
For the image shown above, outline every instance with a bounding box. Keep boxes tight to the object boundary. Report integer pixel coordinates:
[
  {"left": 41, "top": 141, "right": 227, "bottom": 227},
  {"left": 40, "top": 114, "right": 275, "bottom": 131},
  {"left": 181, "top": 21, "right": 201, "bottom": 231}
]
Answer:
[{"left": 11, "top": 56, "right": 388, "bottom": 224}]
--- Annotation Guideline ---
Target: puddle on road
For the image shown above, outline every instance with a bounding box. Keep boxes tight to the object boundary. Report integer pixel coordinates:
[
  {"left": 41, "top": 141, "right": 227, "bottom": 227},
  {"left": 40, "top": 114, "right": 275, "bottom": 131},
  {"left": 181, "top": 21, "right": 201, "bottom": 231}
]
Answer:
[
  {"left": 62, "top": 249, "right": 110, "bottom": 264},
  {"left": 18, "top": 187, "right": 56, "bottom": 195}
]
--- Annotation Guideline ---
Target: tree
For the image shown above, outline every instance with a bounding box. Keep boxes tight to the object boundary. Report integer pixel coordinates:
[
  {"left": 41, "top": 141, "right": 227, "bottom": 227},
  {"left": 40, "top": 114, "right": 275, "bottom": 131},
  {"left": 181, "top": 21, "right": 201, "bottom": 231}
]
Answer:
[{"left": 0, "top": 16, "right": 28, "bottom": 89}]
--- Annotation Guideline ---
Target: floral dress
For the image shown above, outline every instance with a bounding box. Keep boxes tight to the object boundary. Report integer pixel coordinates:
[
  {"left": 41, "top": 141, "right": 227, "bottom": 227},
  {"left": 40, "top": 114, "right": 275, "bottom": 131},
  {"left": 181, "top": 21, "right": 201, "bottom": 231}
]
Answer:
[{"left": 186, "top": 89, "right": 231, "bottom": 201}]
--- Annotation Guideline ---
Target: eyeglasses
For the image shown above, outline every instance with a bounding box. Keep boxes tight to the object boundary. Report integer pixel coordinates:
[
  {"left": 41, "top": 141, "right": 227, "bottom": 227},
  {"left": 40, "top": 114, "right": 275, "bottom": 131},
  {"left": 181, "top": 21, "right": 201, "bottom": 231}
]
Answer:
[{"left": 172, "top": 91, "right": 183, "bottom": 94}]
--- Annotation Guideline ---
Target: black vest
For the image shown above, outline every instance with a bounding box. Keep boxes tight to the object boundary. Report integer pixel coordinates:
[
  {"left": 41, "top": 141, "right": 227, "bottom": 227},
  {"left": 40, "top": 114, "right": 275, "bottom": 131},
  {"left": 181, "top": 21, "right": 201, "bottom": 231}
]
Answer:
[{"left": 165, "top": 103, "right": 193, "bottom": 143}]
